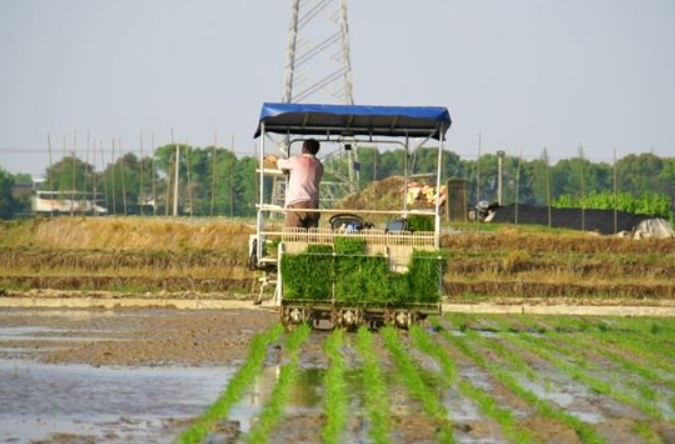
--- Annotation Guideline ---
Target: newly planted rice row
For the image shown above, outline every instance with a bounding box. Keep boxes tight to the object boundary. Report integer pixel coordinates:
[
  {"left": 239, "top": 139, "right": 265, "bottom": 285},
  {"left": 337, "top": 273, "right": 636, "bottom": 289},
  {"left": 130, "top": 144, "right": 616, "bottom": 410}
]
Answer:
[
  {"left": 410, "top": 325, "right": 539, "bottom": 444},
  {"left": 321, "top": 329, "right": 349, "bottom": 444},
  {"left": 180, "top": 314, "right": 675, "bottom": 443},
  {"left": 483, "top": 315, "right": 672, "bottom": 422},
  {"left": 437, "top": 316, "right": 606, "bottom": 443},
  {"left": 178, "top": 323, "right": 283, "bottom": 444},
  {"left": 247, "top": 323, "right": 311, "bottom": 444},
  {"left": 354, "top": 326, "right": 392, "bottom": 444},
  {"left": 380, "top": 326, "right": 454, "bottom": 443}
]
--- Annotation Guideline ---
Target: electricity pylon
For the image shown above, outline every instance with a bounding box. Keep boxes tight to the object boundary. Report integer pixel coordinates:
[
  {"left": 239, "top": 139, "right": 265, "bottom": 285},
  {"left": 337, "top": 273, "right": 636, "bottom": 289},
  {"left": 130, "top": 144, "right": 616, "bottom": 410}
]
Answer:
[{"left": 271, "top": 0, "right": 359, "bottom": 207}]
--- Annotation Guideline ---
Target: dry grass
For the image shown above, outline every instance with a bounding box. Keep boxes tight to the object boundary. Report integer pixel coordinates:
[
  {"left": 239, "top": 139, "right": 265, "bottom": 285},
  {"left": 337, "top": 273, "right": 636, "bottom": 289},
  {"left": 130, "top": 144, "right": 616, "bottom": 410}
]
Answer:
[
  {"left": 1, "top": 216, "right": 674, "bottom": 302},
  {"left": 2, "top": 216, "right": 254, "bottom": 251}
]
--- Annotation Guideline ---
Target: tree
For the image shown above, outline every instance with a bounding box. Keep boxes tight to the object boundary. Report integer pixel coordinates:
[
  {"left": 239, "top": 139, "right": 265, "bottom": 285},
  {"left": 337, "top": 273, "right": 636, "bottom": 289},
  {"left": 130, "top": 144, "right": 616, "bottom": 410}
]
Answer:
[
  {"left": 233, "top": 156, "right": 259, "bottom": 217},
  {"left": 616, "top": 153, "right": 666, "bottom": 196},
  {"left": 43, "top": 156, "right": 96, "bottom": 193},
  {"left": 211, "top": 148, "right": 237, "bottom": 216},
  {"left": 101, "top": 153, "right": 142, "bottom": 215},
  {"left": 0, "top": 167, "right": 16, "bottom": 219}
]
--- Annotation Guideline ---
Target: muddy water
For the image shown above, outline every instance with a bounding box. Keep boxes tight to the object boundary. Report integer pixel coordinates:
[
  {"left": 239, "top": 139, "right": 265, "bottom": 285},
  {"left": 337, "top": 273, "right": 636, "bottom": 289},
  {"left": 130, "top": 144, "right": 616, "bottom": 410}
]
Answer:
[
  {"left": 0, "top": 307, "right": 278, "bottom": 443},
  {"left": 0, "top": 360, "right": 230, "bottom": 443}
]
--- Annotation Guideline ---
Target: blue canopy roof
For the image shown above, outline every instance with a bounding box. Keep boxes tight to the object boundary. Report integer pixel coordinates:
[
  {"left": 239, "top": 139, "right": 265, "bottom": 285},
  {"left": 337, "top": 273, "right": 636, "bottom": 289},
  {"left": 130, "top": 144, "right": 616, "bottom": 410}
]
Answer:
[{"left": 254, "top": 102, "right": 451, "bottom": 140}]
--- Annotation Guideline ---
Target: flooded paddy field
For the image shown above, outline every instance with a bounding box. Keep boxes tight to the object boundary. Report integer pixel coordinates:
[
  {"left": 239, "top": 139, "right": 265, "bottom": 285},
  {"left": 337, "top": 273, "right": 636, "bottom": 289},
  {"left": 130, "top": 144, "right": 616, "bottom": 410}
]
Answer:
[{"left": 1, "top": 307, "right": 675, "bottom": 443}]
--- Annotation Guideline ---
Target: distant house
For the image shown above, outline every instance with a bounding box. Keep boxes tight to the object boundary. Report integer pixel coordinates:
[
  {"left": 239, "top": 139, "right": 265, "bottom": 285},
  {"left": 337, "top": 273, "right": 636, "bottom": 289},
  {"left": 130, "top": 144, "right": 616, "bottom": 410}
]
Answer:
[{"left": 31, "top": 190, "right": 107, "bottom": 215}]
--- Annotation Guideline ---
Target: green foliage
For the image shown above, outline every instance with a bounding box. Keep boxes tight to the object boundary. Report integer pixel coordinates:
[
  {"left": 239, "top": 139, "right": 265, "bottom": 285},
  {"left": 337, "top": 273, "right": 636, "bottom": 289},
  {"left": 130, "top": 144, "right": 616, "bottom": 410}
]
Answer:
[
  {"left": 281, "top": 244, "right": 333, "bottom": 300},
  {"left": 355, "top": 326, "right": 391, "bottom": 443},
  {"left": 6, "top": 143, "right": 673, "bottom": 220},
  {"left": 333, "top": 236, "right": 388, "bottom": 302},
  {"left": 553, "top": 190, "right": 672, "bottom": 220},
  {"left": 0, "top": 167, "right": 16, "bottom": 219},
  {"left": 281, "top": 240, "right": 445, "bottom": 304},
  {"left": 408, "top": 250, "right": 447, "bottom": 303},
  {"left": 321, "top": 329, "right": 348, "bottom": 444},
  {"left": 406, "top": 215, "right": 434, "bottom": 231},
  {"left": 333, "top": 236, "right": 365, "bottom": 254},
  {"left": 335, "top": 255, "right": 390, "bottom": 303}
]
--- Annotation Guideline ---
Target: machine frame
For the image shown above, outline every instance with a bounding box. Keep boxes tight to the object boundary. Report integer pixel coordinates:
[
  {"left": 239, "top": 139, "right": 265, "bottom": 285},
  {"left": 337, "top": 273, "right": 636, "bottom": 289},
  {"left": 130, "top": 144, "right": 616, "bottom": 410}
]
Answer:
[{"left": 251, "top": 102, "right": 452, "bottom": 329}]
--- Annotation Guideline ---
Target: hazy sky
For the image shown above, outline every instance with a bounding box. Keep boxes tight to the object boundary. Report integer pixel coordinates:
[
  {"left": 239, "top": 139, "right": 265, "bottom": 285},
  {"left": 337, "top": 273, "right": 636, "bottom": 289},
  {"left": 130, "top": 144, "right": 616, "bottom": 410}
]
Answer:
[{"left": 1, "top": 0, "right": 674, "bottom": 177}]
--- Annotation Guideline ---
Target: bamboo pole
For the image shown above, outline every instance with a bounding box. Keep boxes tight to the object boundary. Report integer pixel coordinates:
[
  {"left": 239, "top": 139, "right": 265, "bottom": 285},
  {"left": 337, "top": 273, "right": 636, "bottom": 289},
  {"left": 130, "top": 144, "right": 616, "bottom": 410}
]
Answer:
[
  {"left": 151, "top": 132, "right": 157, "bottom": 216},
  {"left": 47, "top": 134, "right": 54, "bottom": 216},
  {"left": 139, "top": 130, "right": 144, "bottom": 216},
  {"left": 71, "top": 131, "right": 76, "bottom": 216},
  {"left": 92, "top": 135, "right": 97, "bottom": 216},
  {"left": 476, "top": 133, "right": 481, "bottom": 205},
  {"left": 515, "top": 148, "right": 522, "bottom": 225},
  {"left": 613, "top": 149, "right": 618, "bottom": 234},
  {"left": 173, "top": 142, "right": 179, "bottom": 216},
  {"left": 578, "top": 145, "right": 586, "bottom": 231},
  {"left": 230, "top": 134, "right": 235, "bottom": 217},
  {"left": 210, "top": 131, "right": 217, "bottom": 216},
  {"left": 185, "top": 140, "right": 192, "bottom": 217},
  {"left": 111, "top": 137, "right": 117, "bottom": 215},
  {"left": 84, "top": 131, "right": 89, "bottom": 205},
  {"left": 119, "top": 137, "right": 127, "bottom": 215},
  {"left": 170, "top": 128, "right": 179, "bottom": 216},
  {"left": 543, "top": 147, "right": 551, "bottom": 228},
  {"left": 100, "top": 140, "right": 109, "bottom": 213}
]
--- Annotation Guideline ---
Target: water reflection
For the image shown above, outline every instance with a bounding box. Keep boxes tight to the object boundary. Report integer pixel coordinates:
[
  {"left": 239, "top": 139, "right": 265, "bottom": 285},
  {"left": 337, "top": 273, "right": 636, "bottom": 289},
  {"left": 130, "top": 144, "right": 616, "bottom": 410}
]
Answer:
[{"left": 0, "top": 360, "right": 231, "bottom": 443}]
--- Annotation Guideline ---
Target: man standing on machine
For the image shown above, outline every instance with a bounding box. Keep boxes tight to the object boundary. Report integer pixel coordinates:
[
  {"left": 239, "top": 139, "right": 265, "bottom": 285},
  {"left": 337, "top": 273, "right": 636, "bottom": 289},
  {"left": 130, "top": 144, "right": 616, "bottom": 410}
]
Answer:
[{"left": 265, "top": 138, "right": 324, "bottom": 228}]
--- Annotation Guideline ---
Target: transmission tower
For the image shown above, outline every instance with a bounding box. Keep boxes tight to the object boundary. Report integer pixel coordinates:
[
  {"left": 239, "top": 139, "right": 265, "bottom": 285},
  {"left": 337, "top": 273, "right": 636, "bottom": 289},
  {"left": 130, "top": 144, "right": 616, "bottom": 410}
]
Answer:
[{"left": 271, "top": 0, "right": 359, "bottom": 207}]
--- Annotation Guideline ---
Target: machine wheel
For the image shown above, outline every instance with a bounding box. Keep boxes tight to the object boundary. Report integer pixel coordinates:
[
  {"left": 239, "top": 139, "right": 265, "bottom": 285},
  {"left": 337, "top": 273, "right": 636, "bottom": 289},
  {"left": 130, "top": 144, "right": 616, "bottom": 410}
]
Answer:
[
  {"left": 385, "top": 308, "right": 416, "bottom": 329},
  {"left": 335, "top": 307, "right": 361, "bottom": 331},
  {"left": 281, "top": 305, "right": 307, "bottom": 330}
]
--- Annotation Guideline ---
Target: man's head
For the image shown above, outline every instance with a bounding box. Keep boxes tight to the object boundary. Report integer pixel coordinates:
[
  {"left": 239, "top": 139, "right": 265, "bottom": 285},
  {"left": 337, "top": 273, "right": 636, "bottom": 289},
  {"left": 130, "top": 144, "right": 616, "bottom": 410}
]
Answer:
[{"left": 302, "top": 139, "right": 320, "bottom": 155}]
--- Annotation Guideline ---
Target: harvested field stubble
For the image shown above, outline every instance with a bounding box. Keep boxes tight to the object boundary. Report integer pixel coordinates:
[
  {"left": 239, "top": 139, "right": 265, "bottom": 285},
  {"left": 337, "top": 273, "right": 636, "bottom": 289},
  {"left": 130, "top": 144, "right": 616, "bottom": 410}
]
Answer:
[{"left": 1, "top": 217, "right": 674, "bottom": 303}]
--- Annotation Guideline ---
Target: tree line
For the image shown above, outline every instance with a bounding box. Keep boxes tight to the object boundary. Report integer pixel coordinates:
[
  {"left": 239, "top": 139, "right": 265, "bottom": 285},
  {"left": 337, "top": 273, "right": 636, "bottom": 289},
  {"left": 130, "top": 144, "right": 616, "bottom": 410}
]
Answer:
[{"left": 1, "top": 144, "right": 673, "bottom": 221}]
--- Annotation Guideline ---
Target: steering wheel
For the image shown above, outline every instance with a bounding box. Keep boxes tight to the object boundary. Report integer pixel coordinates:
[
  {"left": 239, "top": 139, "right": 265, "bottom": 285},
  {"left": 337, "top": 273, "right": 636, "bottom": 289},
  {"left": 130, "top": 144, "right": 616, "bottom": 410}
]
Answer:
[{"left": 329, "top": 213, "right": 365, "bottom": 231}]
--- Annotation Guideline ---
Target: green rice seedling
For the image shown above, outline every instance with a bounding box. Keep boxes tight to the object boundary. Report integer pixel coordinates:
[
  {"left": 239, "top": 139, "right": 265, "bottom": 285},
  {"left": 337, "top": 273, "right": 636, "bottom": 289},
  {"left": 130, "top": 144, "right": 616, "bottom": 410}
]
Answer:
[
  {"left": 508, "top": 330, "right": 667, "bottom": 421},
  {"left": 320, "top": 329, "right": 348, "bottom": 444},
  {"left": 412, "top": 324, "right": 542, "bottom": 443},
  {"left": 281, "top": 245, "right": 333, "bottom": 300},
  {"left": 334, "top": 254, "right": 390, "bottom": 303},
  {"left": 631, "top": 420, "right": 668, "bottom": 444},
  {"left": 422, "top": 320, "right": 539, "bottom": 444},
  {"left": 354, "top": 326, "right": 391, "bottom": 444},
  {"left": 487, "top": 314, "right": 671, "bottom": 416},
  {"left": 178, "top": 323, "right": 283, "bottom": 444},
  {"left": 246, "top": 323, "right": 311, "bottom": 444},
  {"left": 445, "top": 314, "right": 542, "bottom": 383},
  {"left": 437, "top": 316, "right": 605, "bottom": 444},
  {"left": 380, "top": 326, "right": 454, "bottom": 443},
  {"left": 333, "top": 236, "right": 366, "bottom": 255},
  {"left": 539, "top": 321, "right": 672, "bottom": 401},
  {"left": 409, "top": 325, "right": 457, "bottom": 383},
  {"left": 408, "top": 250, "right": 446, "bottom": 303},
  {"left": 593, "top": 324, "right": 675, "bottom": 374},
  {"left": 480, "top": 316, "right": 672, "bottom": 412}
]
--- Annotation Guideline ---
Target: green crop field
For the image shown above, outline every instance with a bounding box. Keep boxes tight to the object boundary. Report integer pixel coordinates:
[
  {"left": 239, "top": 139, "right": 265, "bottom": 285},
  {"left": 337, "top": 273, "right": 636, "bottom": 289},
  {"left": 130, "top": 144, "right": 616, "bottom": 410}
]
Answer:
[{"left": 180, "top": 313, "right": 675, "bottom": 443}]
